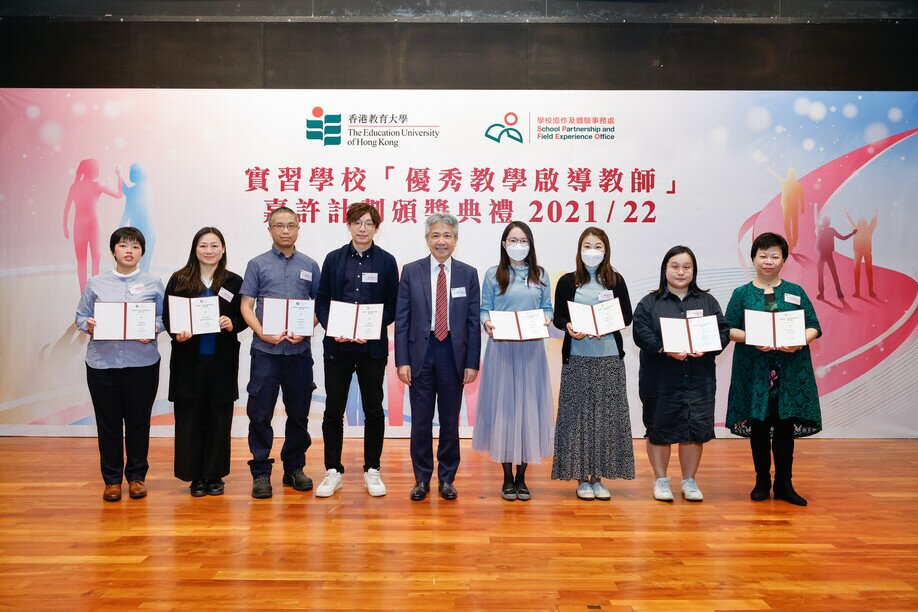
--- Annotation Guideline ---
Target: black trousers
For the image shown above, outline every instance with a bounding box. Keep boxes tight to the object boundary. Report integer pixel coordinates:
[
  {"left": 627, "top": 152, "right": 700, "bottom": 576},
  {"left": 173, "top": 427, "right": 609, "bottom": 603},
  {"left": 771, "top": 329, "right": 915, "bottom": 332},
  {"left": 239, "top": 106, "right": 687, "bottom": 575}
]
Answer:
[
  {"left": 322, "top": 351, "right": 387, "bottom": 473},
  {"left": 86, "top": 361, "right": 160, "bottom": 485},
  {"left": 173, "top": 358, "right": 233, "bottom": 482}
]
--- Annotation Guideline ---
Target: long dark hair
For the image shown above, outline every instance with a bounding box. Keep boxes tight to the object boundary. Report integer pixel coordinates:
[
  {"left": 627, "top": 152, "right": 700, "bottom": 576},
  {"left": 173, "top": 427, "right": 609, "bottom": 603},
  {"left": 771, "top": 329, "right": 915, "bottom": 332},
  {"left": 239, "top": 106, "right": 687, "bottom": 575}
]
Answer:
[
  {"left": 172, "top": 227, "right": 229, "bottom": 295},
  {"left": 573, "top": 226, "right": 618, "bottom": 289},
  {"left": 495, "top": 220, "right": 545, "bottom": 294},
  {"left": 654, "top": 245, "right": 708, "bottom": 297}
]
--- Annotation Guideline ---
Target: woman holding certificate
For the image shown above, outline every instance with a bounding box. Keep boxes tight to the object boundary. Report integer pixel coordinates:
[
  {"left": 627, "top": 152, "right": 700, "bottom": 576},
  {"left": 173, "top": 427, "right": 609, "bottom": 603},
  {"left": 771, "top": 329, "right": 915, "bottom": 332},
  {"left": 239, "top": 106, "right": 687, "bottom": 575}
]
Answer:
[
  {"left": 162, "top": 227, "right": 247, "bottom": 497},
  {"left": 632, "top": 246, "right": 730, "bottom": 503},
  {"left": 75, "top": 227, "right": 164, "bottom": 502},
  {"left": 551, "top": 227, "right": 634, "bottom": 500},
  {"left": 472, "top": 221, "right": 554, "bottom": 501},
  {"left": 725, "top": 232, "right": 821, "bottom": 506}
]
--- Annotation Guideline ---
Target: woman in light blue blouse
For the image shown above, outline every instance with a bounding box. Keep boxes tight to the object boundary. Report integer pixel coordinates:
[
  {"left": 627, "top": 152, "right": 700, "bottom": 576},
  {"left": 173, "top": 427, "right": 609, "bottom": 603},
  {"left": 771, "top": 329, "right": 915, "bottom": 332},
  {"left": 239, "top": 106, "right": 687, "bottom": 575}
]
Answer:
[
  {"left": 75, "top": 227, "right": 164, "bottom": 502},
  {"left": 472, "top": 221, "right": 554, "bottom": 501}
]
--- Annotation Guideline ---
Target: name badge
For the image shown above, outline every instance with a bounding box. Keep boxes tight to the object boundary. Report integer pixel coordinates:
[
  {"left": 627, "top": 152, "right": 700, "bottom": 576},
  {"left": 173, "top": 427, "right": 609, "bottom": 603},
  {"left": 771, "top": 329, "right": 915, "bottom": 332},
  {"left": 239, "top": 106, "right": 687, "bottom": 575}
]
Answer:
[
  {"left": 686, "top": 309, "right": 704, "bottom": 319},
  {"left": 597, "top": 290, "right": 615, "bottom": 302},
  {"left": 785, "top": 293, "right": 801, "bottom": 305},
  {"left": 218, "top": 287, "right": 234, "bottom": 302},
  {"left": 451, "top": 287, "right": 467, "bottom": 298},
  {"left": 128, "top": 282, "right": 145, "bottom": 295},
  {"left": 362, "top": 272, "right": 378, "bottom": 283},
  {"left": 300, "top": 269, "right": 313, "bottom": 281}
]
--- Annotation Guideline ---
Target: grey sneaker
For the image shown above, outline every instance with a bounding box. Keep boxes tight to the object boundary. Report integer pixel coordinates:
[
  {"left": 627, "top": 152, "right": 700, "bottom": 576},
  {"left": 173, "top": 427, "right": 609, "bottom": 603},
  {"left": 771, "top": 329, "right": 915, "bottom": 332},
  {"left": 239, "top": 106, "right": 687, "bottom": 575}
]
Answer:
[
  {"left": 282, "top": 469, "right": 313, "bottom": 491},
  {"left": 653, "top": 477, "right": 674, "bottom": 502},
  {"left": 251, "top": 475, "right": 272, "bottom": 499},
  {"left": 681, "top": 478, "right": 704, "bottom": 502}
]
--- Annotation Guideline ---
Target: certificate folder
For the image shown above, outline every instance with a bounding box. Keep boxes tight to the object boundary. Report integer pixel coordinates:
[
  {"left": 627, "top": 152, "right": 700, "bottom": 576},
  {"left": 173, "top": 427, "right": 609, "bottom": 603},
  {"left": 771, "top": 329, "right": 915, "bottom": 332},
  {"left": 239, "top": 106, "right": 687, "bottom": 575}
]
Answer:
[
  {"left": 93, "top": 301, "right": 156, "bottom": 340},
  {"left": 262, "top": 298, "right": 315, "bottom": 336},
  {"left": 167, "top": 295, "right": 220, "bottom": 335},
  {"left": 659, "top": 315, "right": 723, "bottom": 354},
  {"left": 744, "top": 309, "right": 806, "bottom": 348},
  {"left": 489, "top": 309, "right": 549, "bottom": 341},
  {"left": 326, "top": 301, "right": 384, "bottom": 340},
  {"left": 567, "top": 298, "right": 626, "bottom": 337}
]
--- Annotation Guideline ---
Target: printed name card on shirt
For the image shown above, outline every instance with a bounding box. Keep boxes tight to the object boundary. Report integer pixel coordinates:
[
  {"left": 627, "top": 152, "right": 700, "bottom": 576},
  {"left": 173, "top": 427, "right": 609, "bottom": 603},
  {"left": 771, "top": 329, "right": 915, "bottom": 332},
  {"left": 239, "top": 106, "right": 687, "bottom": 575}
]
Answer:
[
  {"left": 362, "top": 272, "right": 378, "bottom": 283},
  {"left": 784, "top": 293, "right": 801, "bottom": 305},
  {"left": 686, "top": 309, "right": 705, "bottom": 319},
  {"left": 218, "top": 287, "right": 234, "bottom": 302},
  {"left": 128, "top": 282, "right": 145, "bottom": 295},
  {"left": 597, "top": 290, "right": 616, "bottom": 302},
  {"left": 451, "top": 287, "right": 467, "bottom": 298},
  {"left": 300, "top": 269, "right": 313, "bottom": 281}
]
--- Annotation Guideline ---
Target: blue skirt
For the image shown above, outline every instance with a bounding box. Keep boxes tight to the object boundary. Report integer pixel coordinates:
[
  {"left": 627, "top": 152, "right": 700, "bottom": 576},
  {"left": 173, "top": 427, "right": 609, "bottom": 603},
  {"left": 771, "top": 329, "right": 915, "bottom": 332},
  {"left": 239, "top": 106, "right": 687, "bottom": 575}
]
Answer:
[{"left": 471, "top": 336, "right": 555, "bottom": 464}]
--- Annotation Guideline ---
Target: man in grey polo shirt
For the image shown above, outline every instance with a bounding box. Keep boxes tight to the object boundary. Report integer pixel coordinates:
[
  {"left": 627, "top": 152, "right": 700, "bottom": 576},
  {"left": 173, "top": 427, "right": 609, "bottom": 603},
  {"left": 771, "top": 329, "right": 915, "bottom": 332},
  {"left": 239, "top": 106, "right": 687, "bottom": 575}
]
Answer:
[{"left": 240, "top": 206, "right": 321, "bottom": 499}]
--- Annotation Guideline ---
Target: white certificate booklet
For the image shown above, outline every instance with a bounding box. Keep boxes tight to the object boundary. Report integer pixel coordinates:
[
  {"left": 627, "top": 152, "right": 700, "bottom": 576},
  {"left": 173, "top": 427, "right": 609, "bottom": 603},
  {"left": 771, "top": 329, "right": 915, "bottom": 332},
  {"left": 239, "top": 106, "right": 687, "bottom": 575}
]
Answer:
[
  {"left": 567, "top": 298, "right": 626, "bottom": 337},
  {"left": 326, "top": 301, "right": 384, "bottom": 340},
  {"left": 261, "top": 298, "right": 315, "bottom": 336},
  {"left": 744, "top": 309, "right": 806, "bottom": 348},
  {"left": 93, "top": 301, "right": 156, "bottom": 340},
  {"left": 168, "top": 295, "right": 220, "bottom": 335},
  {"left": 660, "top": 315, "right": 723, "bottom": 353},
  {"left": 489, "top": 309, "right": 549, "bottom": 341}
]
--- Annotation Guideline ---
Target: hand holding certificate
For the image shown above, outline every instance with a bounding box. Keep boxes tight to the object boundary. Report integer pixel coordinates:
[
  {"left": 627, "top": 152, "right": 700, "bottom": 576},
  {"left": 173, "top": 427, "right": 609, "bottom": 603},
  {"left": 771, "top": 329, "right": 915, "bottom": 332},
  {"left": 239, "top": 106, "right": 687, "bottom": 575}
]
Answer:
[
  {"left": 262, "top": 297, "right": 315, "bottom": 337},
  {"left": 93, "top": 301, "right": 156, "bottom": 340},
  {"left": 489, "top": 309, "right": 549, "bottom": 341},
  {"left": 326, "top": 301, "right": 384, "bottom": 340},
  {"left": 567, "top": 298, "right": 626, "bottom": 337},
  {"left": 744, "top": 309, "right": 806, "bottom": 348},
  {"left": 660, "top": 315, "right": 723, "bottom": 354},
  {"left": 168, "top": 295, "right": 221, "bottom": 335}
]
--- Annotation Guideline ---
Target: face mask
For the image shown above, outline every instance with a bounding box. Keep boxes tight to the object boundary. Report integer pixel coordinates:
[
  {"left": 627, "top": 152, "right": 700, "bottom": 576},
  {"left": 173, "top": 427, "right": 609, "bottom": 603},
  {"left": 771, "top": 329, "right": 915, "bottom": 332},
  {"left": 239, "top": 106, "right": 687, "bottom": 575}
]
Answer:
[
  {"left": 506, "top": 243, "right": 530, "bottom": 262},
  {"left": 581, "top": 249, "right": 604, "bottom": 268}
]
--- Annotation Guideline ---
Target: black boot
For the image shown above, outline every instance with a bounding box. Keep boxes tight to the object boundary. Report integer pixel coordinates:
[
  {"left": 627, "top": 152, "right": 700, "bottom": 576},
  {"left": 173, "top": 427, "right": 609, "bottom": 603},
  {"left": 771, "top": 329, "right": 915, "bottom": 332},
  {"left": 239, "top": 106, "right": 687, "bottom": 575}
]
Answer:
[
  {"left": 772, "top": 420, "right": 807, "bottom": 506},
  {"left": 749, "top": 421, "right": 772, "bottom": 501}
]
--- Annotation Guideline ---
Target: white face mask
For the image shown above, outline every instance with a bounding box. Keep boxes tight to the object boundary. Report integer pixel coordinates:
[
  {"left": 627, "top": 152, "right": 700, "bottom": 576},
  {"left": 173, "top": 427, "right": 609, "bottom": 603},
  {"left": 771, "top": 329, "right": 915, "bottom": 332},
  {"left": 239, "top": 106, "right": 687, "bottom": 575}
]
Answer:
[
  {"left": 581, "top": 249, "right": 605, "bottom": 268},
  {"left": 506, "top": 243, "right": 530, "bottom": 262}
]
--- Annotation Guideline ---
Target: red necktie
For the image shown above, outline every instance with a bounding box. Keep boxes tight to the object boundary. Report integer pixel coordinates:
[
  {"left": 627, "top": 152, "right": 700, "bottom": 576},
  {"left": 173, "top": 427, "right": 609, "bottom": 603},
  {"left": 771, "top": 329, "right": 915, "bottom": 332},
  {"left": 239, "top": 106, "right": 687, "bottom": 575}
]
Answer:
[{"left": 434, "top": 263, "right": 448, "bottom": 341}]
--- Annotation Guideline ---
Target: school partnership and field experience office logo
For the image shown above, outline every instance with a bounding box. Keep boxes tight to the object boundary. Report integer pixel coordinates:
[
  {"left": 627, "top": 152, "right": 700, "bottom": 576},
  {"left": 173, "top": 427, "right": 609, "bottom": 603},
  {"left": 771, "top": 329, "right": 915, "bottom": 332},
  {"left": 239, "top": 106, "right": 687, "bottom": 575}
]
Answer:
[
  {"left": 484, "top": 112, "right": 523, "bottom": 143},
  {"left": 306, "top": 106, "right": 342, "bottom": 146}
]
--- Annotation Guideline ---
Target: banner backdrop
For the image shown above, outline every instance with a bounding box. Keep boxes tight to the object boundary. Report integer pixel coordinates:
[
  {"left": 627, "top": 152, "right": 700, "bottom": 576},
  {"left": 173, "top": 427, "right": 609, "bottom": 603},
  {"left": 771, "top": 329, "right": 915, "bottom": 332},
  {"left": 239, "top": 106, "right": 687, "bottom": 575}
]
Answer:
[{"left": 1, "top": 89, "right": 916, "bottom": 438}]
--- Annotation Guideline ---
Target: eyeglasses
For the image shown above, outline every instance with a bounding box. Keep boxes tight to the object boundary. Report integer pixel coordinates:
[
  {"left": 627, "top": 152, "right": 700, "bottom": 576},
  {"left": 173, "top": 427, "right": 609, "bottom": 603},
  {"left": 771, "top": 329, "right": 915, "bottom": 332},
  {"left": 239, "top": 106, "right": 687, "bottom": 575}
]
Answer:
[
  {"left": 505, "top": 239, "right": 529, "bottom": 246},
  {"left": 270, "top": 222, "right": 299, "bottom": 230},
  {"left": 350, "top": 220, "right": 377, "bottom": 229}
]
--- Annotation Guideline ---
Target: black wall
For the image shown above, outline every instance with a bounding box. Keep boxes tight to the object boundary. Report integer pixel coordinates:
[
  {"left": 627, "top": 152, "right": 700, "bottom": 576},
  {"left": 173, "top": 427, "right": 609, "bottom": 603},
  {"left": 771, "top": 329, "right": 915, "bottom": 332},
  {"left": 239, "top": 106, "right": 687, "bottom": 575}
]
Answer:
[{"left": 2, "top": 20, "right": 917, "bottom": 90}]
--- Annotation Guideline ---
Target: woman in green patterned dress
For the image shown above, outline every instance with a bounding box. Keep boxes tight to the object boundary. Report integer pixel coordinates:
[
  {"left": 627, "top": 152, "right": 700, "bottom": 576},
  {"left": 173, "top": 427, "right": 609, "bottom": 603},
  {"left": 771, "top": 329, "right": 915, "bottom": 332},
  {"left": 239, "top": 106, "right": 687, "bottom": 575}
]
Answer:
[{"left": 725, "top": 233, "right": 822, "bottom": 506}]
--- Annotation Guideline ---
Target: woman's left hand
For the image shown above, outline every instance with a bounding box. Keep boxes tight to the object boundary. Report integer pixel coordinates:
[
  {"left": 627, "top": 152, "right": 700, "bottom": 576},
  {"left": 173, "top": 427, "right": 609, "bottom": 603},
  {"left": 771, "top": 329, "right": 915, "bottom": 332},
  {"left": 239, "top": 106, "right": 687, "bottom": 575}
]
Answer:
[{"left": 219, "top": 315, "right": 233, "bottom": 332}]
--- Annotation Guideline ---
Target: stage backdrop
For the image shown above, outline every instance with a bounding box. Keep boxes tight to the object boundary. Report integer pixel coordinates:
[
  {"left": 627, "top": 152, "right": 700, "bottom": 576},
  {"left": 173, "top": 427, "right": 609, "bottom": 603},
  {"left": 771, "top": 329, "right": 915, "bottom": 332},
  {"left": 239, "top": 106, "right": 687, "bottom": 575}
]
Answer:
[{"left": 1, "top": 89, "right": 916, "bottom": 439}]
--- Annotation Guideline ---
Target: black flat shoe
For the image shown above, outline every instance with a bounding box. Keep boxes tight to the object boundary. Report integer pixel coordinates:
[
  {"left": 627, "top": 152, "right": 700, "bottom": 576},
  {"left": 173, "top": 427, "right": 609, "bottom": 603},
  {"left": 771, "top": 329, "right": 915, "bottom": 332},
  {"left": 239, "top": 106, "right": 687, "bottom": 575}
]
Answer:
[
  {"left": 190, "top": 480, "right": 207, "bottom": 497},
  {"left": 410, "top": 481, "right": 430, "bottom": 501},
  {"left": 515, "top": 482, "right": 531, "bottom": 501},
  {"left": 750, "top": 478, "right": 771, "bottom": 501},
  {"left": 438, "top": 481, "right": 458, "bottom": 500},
  {"left": 501, "top": 482, "right": 517, "bottom": 501},
  {"left": 207, "top": 479, "right": 225, "bottom": 496}
]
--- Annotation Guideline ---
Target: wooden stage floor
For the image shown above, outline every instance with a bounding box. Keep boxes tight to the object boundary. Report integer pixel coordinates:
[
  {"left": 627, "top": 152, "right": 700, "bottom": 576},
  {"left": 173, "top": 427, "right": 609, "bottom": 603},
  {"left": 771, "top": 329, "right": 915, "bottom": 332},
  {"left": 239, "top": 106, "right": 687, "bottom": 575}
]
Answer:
[{"left": 0, "top": 437, "right": 915, "bottom": 610}]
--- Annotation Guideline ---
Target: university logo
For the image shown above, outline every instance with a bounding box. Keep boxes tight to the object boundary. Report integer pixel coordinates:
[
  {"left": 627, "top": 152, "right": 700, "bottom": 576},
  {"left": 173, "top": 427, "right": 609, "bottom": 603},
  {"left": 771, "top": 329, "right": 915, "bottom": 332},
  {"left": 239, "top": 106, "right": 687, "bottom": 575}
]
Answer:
[
  {"left": 484, "top": 112, "right": 523, "bottom": 143},
  {"left": 307, "top": 106, "right": 342, "bottom": 146}
]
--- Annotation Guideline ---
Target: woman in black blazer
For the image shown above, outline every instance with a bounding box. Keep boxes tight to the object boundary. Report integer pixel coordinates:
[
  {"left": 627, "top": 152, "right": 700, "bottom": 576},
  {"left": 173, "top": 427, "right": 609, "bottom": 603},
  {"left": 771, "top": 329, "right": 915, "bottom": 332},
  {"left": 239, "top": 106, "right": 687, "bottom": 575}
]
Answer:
[{"left": 163, "top": 227, "right": 247, "bottom": 496}]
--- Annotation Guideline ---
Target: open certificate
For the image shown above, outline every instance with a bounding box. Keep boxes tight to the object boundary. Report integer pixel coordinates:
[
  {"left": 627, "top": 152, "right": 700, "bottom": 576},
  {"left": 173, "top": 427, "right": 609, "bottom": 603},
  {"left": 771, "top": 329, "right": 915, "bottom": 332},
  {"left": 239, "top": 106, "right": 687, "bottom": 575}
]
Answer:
[
  {"left": 167, "top": 295, "right": 220, "bottom": 335},
  {"left": 93, "top": 301, "right": 156, "bottom": 340},
  {"left": 326, "top": 301, "right": 384, "bottom": 340},
  {"left": 261, "top": 297, "right": 315, "bottom": 336},
  {"left": 567, "top": 298, "right": 626, "bottom": 337},
  {"left": 744, "top": 309, "right": 806, "bottom": 348},
  {"left": 489, "top": 309, "right": 549, "bottom": 341},
  {"left": 660, "top": 315, "right": 723, "bottom": 353}
]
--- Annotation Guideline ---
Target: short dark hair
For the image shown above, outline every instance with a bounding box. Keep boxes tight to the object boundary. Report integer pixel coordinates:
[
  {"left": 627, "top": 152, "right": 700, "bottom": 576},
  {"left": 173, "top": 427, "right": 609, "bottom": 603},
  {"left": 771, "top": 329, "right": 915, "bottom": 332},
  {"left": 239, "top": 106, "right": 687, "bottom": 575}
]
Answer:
[
  {"left": 110, "top": 227, "right": 146, "bottom": 255},
  {"left": 267, "top": 206, "right": 298, "bottom": 226},
  {"left": 346, "top": 202, "right": 382, "bottom": 226},
  {"left": 750, "top": 232, "right": 788, "bottom": 260}
]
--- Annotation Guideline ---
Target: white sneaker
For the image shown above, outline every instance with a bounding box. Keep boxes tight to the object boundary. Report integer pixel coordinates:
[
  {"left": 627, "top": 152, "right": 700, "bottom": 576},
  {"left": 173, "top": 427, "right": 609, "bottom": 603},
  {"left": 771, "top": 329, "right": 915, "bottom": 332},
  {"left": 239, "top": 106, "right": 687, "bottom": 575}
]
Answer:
[
  {"left": 314, "top": 469, "right": 343, "bottom": 498},
  {"left": 653, "top": 477, "right": 674, "bottom": 501},
  {"left": 576, "top": 481, "right": 595, "bottom": 500},
  {"left": 681, "top": 478, "right": 704, "bottom": 501},
  {"left": 363, "top": 468, "right": 387, "bottom": 497},
  {"left": 591, "top": 480, "right": 611, "bottom": 501}
]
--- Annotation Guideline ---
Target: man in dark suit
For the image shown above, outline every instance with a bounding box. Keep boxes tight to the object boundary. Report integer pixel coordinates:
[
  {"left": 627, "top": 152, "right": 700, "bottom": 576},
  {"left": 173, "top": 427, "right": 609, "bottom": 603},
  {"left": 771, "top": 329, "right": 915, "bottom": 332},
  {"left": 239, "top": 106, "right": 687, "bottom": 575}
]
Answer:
[
  {"left": 395, "top": 213, "right": 481, "bottom": 501},
  {"left": 315, "top": 202, "right": 399, "bottom": 498}
]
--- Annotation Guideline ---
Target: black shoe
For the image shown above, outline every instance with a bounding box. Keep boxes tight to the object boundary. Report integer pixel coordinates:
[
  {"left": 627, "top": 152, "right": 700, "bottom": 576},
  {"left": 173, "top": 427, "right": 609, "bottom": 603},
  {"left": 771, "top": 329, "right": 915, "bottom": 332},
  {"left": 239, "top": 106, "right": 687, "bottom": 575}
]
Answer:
[
  {"left": 190, "top": 480, "right": 207, "bottom": 497},
  {"left": 282, "top": 469, "right": 313, "bottom": 491},
  {"left": 515, "top": 481, "right": 531, "bottom": 502},
  {"left": 207, "top": 479, "right": 225, "bottom": 496},
  {"left": 438, "top": 481, "right": 458, "bottom": 500},
  {"left": 773, "top": 481, "right": 807, "bottom": 506},
  {"left": 750, "top": 477, "right": 771, "bottom": 501},
  {"left": 252, "top": 475, "right": 273, "bottom": 499},
  {"left": 501, "top": 482, "right": 517, "bottom": 501},
  {"left": 410, "top": 481, "right": 430, "bottom": 501}
]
